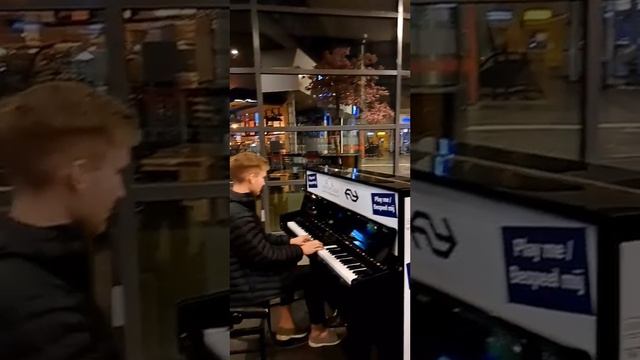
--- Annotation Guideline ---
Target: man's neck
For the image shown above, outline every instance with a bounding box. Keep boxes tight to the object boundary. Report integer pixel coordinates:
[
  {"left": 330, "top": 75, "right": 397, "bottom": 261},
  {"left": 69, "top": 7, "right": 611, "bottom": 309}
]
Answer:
[
  {"left": 232, "top": 183, "right": 251, "bottom": 194},
  {"left": 10, "top": 189, "right": 72, "bottom": 228}
]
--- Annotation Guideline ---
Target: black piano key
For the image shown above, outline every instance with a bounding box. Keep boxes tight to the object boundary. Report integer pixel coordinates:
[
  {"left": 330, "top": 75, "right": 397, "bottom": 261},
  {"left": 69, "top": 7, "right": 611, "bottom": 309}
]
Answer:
[
  {"left": 353, "top": 270, "right": 368, "bottom": 275},
  {"left": 337, "top": 256, "right": 355, "bottom": 261},
  {"left": 346, "top": 264, "right": 364, "bottom": 269},
  {"left": 341, "top": 259, "right": 360, "bottom": 265}
]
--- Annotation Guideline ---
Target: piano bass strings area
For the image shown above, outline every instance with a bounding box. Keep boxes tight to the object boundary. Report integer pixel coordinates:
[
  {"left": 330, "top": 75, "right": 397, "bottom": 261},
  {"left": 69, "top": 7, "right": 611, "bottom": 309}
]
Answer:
[{"left": 281, "top": 167, "right": 410, "bottom": 360}]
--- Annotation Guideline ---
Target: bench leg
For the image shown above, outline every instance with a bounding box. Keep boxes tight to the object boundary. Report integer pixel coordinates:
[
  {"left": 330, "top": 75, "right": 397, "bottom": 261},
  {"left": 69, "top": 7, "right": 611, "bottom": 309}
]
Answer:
[{"left": 260, "top": 323, "right": 267, "bottom": 360}]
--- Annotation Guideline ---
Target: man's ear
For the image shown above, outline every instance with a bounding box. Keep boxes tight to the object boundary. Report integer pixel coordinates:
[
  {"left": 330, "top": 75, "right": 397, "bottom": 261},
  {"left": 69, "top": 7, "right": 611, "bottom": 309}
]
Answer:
[{"left": 67, "top": 159, "right": 90, "bottom": 191}]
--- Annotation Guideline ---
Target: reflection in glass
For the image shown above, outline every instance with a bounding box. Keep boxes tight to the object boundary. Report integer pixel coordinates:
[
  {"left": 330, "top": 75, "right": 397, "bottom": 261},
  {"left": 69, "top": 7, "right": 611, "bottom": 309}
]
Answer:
[
  {"left": 267, "top": 185, "right": 305, "bottom": 232},
  {"left": 260, "top": 130, "right": 394, "bottom": 178},
  {"left": 0, "top": 11, "right": 108, "bottom": 187},
  {"left": 230, "top": 11, "right": 253, "bottom": 67},
  {"left": 0, "top": 11, "right": 107, "bottom": 97},
  {"left": 137, "top": 198, "right": 228, "bottom": 360},
  {"left": 258, "top": 0, "right": 398, "bottom": 12},
  {"left": 412, "top": 2, "right": 583, "bottom": 160},
  {"left": 403, "top": 19, "right": 410, "bottom": 70},
  {"left": 259, "top": 12, "right": 397, "bottom": 70},
  {"left": 399, "top": 128, "right": 410, "bottom": 177},
  {"left": 259, "top": 74, "right": 396, "bottom": 125},
  {"left": 230, "top": 132, "right": 259, "bottom": 155},
  {"left": 230, "top": 74, "right": 258, "bottom": 128},
  {"left": 124, "top": 9, "right": 229, "bottom": 183},
  {"left": 599, "top": 0, "right": 640, "bottom": 170}
]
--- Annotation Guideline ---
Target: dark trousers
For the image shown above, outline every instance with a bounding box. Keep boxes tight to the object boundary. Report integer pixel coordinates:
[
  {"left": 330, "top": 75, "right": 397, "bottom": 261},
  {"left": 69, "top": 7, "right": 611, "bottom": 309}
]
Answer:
[{"left": 279, "top": 262, "right": 327, "bottom": 325}]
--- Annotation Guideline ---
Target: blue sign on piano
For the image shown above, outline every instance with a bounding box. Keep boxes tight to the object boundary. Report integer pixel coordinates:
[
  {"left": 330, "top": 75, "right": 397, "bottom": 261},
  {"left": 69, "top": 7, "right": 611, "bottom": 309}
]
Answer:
[
  {"left": 371, "top": 193, "right": 397, "bottom": 218},
  {"left": 307, "top": 173, "right": 318, "bottom": 188},
  {"left": 502, "top": 226, "right": 592, "bottom": 315}
]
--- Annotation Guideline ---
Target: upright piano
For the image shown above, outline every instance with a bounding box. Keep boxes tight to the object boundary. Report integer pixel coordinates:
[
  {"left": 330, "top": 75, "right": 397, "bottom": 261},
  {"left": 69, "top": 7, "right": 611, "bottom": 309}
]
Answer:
[
  {"left": 411, "top": 142, "right": 640, "bottom": 360},
  {"left": 281, "top": 167, "right": 410, "bottom": 360}
]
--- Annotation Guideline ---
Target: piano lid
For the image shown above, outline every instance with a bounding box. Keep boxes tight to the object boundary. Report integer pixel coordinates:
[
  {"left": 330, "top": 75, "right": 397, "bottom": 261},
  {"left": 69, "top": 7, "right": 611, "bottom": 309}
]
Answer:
[
  {"left": 306, "top": 165, "right": 410, "bottom": 195},
  {"left": 412, "top": 141, "right": 640, "bottom": 222}
]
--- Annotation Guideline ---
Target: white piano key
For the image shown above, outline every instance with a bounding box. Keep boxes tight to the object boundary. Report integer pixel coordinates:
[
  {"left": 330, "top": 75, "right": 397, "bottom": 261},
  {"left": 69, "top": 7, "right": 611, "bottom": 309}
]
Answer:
[
  {"left": 317, "top": 250, "right": 357, "bottom": 284},
  {"left": 287, "top": 221, "right": 360, "bottom": 285}
]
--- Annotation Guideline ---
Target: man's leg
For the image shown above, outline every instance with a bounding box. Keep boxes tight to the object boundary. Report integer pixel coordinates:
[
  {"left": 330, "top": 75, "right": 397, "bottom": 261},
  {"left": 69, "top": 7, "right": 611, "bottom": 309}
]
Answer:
[
  {"left": 273, "top": 270, "right": 308, "bottom": 341},
  {"left": 289, "top": 263, "right": 342, "bottom": 347},
  {"left": 273, "top": 305, "right": 296, "bottom": 331}
]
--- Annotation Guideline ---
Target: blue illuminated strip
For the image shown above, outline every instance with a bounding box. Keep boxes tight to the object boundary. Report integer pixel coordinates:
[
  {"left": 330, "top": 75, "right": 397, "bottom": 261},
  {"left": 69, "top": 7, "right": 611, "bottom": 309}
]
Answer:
[{"left": 350, "top": 229, "right": 364, "bottom": 242}]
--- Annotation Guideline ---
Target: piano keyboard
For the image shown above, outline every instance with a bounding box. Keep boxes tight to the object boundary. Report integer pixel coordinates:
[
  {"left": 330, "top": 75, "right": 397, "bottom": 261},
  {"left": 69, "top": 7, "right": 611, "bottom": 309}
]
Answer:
[{"left": 287, "top": 221, "right": 371, "bottom": 285}]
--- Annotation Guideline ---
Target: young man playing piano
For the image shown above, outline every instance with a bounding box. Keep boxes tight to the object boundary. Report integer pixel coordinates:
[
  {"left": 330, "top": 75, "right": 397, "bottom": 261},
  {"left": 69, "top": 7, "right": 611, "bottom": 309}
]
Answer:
[
  {"left": 230, "top": 151, "right": 342, "bottom": 347},
  {"left": 0, "top": 82, "right": 137, "bottom": 359}
]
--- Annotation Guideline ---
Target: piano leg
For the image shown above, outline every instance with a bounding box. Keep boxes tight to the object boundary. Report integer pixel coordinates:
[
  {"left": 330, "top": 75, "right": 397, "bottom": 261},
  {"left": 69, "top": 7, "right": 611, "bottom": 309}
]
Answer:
[
  {"left": 343, "top": 315, "right": 374, "bottom": 360},
  {"left": 341, "top": 273, "right": 404, "bottom": 360}
]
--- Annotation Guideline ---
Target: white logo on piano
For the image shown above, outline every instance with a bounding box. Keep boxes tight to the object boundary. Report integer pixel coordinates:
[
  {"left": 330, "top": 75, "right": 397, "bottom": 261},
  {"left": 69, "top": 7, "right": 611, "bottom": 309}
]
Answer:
[{"left": 319, "top": 177, "right": 341, "bottom": 199}]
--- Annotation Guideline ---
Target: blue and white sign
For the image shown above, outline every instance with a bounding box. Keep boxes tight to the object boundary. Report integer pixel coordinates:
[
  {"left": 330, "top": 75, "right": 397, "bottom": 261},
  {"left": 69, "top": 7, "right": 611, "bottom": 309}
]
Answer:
[
  {"left": 503, "top": 227, "right": 592, "bottom": 315},
  {"left": 307, "top": 173, "right": 318, "bottom": 188},
  {"left": 411, "top": 181, "right": 598, "bottom": 356},
  {"left": 305, "top": 170, "right": 399, "bottom": 230},
  {"left": 371, "top": 193, "right": 397, "bottom": 218}
]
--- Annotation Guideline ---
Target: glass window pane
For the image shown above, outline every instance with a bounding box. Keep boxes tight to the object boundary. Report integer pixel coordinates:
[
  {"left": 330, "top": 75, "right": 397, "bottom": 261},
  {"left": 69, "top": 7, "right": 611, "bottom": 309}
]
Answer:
[
  {"left": 260, "top": 74, "right": 396, "bottom": 125},
  {"left": 400, "top": 128, "right": 410, "bottom": 177},
  {"left": 599, "top": 0, "right": 640, "bottom": 170},
  {"left": 230, "top": 132, "right": 260, "bottom": 155},
  {"left": 258, "top": 0, "right": 398, "bottom": 12},
  {"left": 137, "top": 197, "right": 228, "bottom": 360},
  {"left": 259, "top": 12, "right": 398, "bottom": 70},
  {"left": 399, "top": 75, "right": 410, "bottom": 176},
  {"left": 0, "top": 10, "right": 107, "bottom": 187},
  {"left": 266, "top": 184, "right": 306, "bottom": 232},
  {"left": 400, "top": 75, "right": 410, "bottom": 122},
  {"left": 403, "top": 19, "right": 410, "bottom": 70},
  {"left": 0, "top": 10, "right": 107, "bottom": 97},
  {"left": 412, "top": 2, "right": 583, "bottom": 160},
  {"left": 263, "top": 129, "right": 394, "bottom": 178},
  {"left": 359, "top": 129, "right": 395, "bottom": 174},
  {"left": 125, "top": 9, "right": 229, "bottom": 183},
  {"left": 230, "top": 74, "right": 258, "bottom": 127},
  {"left": 231, "top": 10, "right": 253, "bottom": 67}
]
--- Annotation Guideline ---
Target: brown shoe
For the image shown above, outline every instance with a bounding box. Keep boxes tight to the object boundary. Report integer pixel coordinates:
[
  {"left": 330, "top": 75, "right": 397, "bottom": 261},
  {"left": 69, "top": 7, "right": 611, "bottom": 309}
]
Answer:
[{"left": 308, "top": 329, "right": 342, "bottom": 348}]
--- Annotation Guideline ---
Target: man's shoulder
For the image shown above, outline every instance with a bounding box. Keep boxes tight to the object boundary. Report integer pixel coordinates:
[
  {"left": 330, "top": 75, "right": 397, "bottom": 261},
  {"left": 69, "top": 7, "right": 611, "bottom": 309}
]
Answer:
[
  {"left": 230, "top": 201, "right": 257, "bottom": 222},
  {"left": 229, "top": 200, "right": 250, "bottom": 213}
]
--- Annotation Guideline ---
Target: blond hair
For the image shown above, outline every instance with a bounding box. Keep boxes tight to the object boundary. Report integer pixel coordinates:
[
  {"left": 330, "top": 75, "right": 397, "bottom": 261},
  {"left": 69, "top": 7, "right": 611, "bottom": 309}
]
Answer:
[
  {"left": 230, "top": 152, "right": 269, "bottom": 182},
  {"left": 0, "top": 81, "right": 139, "bottom": 188}
]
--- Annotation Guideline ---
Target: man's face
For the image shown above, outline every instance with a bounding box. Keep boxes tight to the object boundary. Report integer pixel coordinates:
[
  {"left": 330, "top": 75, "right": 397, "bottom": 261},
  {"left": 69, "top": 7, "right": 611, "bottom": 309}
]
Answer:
[
  {"left": 247, "top": 169, "right": 267, "bottom": 197},
  {"left": 69, "top": 145, "right": 130, "bottom": 237}
]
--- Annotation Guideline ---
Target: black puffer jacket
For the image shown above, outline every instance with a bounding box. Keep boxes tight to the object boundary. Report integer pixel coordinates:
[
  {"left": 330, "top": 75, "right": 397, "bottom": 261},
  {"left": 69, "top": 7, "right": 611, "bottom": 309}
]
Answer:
[
  {"left": 0, "top": 216, "right": 119, "bottom": 360},
  {"left": 230, "top": 191, "right": 303, "bottom": 306}
]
